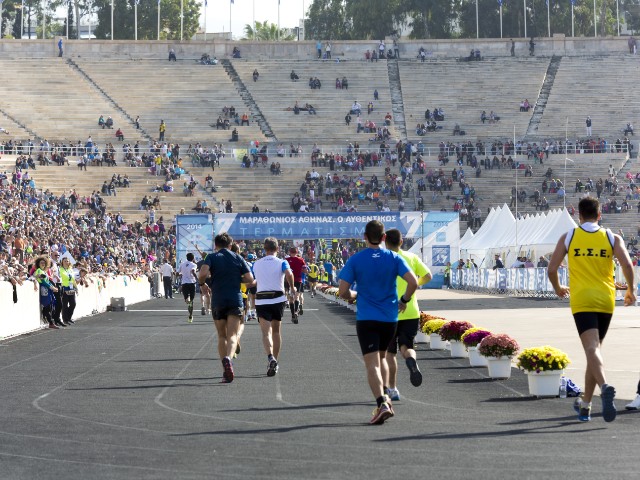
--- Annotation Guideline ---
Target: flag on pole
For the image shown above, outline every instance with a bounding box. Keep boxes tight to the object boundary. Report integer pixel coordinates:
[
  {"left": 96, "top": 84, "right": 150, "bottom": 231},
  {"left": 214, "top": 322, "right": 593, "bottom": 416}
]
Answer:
[
  {"left": 498, "top": 0, "right": 502, "bottom": 5},
  {"left": 204, "top": 0, "right": 207, "bottom": 5},
  {"left": 571, "top": 0, "right": 576, "bottom": 4},
  {"left": 231, "top": 0, "right": 234, "bottom": 4}
]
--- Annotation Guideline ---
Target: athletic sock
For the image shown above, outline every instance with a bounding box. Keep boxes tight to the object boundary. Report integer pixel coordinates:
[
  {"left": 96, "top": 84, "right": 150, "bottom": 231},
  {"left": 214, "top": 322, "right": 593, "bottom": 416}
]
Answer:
[
  {"left": 294, "top": 300, "right": 299, "bottom": 312},
  {"left": 289, "top": 302, "right": 295, "bottom": 315},
  {"left": 376, "top": 396, "right": 385, "bottom": 408},
  {"left": 406, "top": 357, "right": 417, "bottom": 369},
  {"left": 268, "top": 354, "right": 275, "bottom": 362}
]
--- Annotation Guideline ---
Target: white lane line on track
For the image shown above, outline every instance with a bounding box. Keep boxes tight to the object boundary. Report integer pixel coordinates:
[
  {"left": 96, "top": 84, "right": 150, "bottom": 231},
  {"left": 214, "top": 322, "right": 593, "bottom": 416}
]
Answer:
[
  {"left": 31, "top": 320, "right": 193, "bottom": 436},
  {"left": 0, "top": 451, "right": 213, "bottom": 477},
  {"left": 128, "top": 309, "right": 188, "bottom": 312},
  {"left": 312, "top": 296, "right": 528, "bottom": 412},
  {"left": 0, "top": 321, "right": 142, "bottom": 373}
]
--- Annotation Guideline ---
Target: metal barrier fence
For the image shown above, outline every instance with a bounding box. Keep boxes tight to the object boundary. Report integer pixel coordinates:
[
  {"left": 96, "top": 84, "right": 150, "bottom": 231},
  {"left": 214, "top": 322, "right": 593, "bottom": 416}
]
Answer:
[{"left": 452, "top": 267, "right": 567, "bottom": 298}]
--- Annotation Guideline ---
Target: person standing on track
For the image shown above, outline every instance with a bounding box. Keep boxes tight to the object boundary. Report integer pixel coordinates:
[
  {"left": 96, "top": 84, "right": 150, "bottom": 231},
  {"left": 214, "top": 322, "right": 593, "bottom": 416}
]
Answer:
[
  {"left": 178, "top": 253, "right": 198, "bottom": 323},
  {"left": 285, "top": 246, "right": 307, "bottom": 323},
  {"left": 548, "top": 197, "right": 635, "bottom": 422},
  {"left": 338, "top": 221, "right": 418, "bottom": 425},
  {"left": 307, "top": 260, "right": 319, "bottom": 297},
  {"left": 160, "top": 259, "right": 174, "bottom": 299},
  {"left": 198, "top": 233, "right": 255, "bottom": 383},
  {"left": 384, "top": 229, "right": 432, "bottom": 401},
  {"left": 253, "top": 237, "right": 296, "bottom": 377}
]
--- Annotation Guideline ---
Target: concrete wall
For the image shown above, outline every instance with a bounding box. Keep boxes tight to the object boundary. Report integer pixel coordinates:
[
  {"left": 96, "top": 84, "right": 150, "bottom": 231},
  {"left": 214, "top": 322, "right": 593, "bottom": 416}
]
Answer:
[
  {"left": 0, "top": 275, "right": 151, "bottom": 340},
  {"left": 0, "top": 35, "right": 632, "bottom": 60}
]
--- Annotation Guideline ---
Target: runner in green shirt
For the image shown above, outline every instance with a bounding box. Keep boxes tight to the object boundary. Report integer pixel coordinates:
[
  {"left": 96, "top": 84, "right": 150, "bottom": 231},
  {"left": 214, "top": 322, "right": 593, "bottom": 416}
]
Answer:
[{"left": 384, "top": 229, "right": 432, "bottom": 401}]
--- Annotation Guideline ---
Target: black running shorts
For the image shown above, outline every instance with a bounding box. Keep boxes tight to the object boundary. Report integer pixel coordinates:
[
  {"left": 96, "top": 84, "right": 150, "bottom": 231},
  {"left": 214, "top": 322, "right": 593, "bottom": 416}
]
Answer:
[
  {"left": 256, "top": 302, "right": 286, "bottom": 321},
  {"left": 387, "top": 318, "right": 419, "bottom": 354},
  {"left": 212, "top": 306, "right": 243, "bottom": 321},
  {"left": 294, "top": 281, "right": 304, "bottom": 293},
  {"left": 573, "top": 312, "right": 613, "bottom": 340},
  {"left": 248, "top": 286, "right": 257, "bottom": 295},
  {"left": 182, "top": 283, "right": 196, "bottom": 302},
  {"left": 356, "top": 320, "right": 398, "bottom": 356}
]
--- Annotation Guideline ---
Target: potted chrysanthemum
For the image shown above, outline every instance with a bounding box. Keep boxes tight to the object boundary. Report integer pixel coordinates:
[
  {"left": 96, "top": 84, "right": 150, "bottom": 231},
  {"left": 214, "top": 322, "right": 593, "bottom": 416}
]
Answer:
[
  {"left": 439, "top": 321, "right": 474, "bottom": 358},
  {"left": 478, "top": 333, "right": 520, "bottom": 379},
  {"left": 417, "top": 312, "right": 442, "bottom": 344},
  {"left": 517, "top": 346, "right": 571, "bottom": 396},
  {"left": 461, "top": 328, "right": 492, "bottom": 367},
  {"left": 421, "top": 318, "right": 447, "bottom": 350}
]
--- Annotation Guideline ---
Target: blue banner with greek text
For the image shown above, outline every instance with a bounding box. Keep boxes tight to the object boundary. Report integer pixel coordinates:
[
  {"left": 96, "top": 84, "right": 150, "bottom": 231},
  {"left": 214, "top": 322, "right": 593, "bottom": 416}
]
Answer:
[{"left": 213, "top": 212, "right": 458, "bottom": 240}]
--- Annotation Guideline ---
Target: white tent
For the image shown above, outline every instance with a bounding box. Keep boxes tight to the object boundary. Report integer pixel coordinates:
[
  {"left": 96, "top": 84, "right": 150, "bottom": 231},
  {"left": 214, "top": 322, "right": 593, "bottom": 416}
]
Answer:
[{"left": 461, "top": 207, "right": 577, "bottom": 267}]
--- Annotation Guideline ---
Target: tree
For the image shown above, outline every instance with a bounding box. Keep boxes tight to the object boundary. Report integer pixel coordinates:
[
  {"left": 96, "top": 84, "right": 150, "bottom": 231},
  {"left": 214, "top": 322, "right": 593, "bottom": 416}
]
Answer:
[
  {"left": 243, "top": 20, "right": 295, "bottom": 41},
  {"left": 305, "top": 0, "right": 349, "bottom": 40},
  {"left": 345, "top": 0, "right": 401, "bottom": 40},
  {"left": 399, "top": 0, "right": 457, "bottom": 39},
  {"left": 93, "top": 0, "right": 200, "bottom": 40}
]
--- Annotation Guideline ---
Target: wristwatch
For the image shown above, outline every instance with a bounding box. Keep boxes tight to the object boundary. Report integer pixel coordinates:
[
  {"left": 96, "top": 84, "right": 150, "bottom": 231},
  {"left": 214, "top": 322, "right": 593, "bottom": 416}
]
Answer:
[{"left": 400, "top": 294, "right": 411, "bottom": 304}]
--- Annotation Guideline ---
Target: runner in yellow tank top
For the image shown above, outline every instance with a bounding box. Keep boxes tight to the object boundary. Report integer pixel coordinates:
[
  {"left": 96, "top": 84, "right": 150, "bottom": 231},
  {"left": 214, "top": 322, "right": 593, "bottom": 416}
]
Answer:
[{"left": 548, "top": 198, "right": 635, "bottom": 423}]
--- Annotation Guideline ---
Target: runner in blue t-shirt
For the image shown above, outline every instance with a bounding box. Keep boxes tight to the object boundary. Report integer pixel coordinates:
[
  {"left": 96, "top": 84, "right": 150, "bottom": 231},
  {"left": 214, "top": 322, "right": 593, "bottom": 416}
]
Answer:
[
  {"left": 198, "top": 233, "right": 255, "bottom": 383},
  {"left": 338, "top": 220, "right": 418, "bottom": 425}
]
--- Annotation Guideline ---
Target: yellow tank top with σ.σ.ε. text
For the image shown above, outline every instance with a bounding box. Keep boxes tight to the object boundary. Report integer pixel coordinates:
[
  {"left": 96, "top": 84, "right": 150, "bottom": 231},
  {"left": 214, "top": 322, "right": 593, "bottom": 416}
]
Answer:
[{"left": 567, "top": 227, "right": 615, "bottom": 314}]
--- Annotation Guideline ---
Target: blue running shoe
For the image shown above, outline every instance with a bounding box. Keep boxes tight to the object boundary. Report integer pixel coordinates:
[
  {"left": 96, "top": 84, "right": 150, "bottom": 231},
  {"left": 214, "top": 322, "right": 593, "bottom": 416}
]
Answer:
[{"left": 387, "top": 388, "right": 400, "bottom": 402}]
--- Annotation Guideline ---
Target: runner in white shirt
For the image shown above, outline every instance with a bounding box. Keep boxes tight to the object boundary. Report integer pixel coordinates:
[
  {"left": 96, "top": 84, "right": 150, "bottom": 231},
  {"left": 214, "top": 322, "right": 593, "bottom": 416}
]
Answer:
[
  {"left": 252, "top": 237, "right": 295, "bottom": 377},
  {"left": 178, "top": 253, "right": 198, "bottom": 323}
]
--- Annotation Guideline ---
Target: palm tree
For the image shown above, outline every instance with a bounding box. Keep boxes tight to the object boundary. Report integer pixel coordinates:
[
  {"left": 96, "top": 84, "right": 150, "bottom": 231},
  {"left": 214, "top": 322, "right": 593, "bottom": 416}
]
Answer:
[{"left": 243, "top": 20, "right": 295, "bottom": 41}]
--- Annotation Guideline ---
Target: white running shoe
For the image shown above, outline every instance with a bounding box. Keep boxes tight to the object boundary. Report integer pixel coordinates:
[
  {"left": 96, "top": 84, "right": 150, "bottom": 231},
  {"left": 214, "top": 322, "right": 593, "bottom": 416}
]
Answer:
[{"left": 625, "top": 394, "right": 640, "bottom": 410}]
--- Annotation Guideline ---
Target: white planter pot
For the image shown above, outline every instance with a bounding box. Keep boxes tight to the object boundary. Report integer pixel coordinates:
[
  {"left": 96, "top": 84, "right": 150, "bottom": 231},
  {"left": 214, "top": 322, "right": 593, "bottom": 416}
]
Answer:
[
  {"left": 467, "top": 346, "right": 488, "bottom": 367},
  {"left": 526, "top": 370, "right": 563, "bottom": 397},
  {"left": 486, "top": 356, "right": 512, "bottom": 379},
  {"left": 429, "top": 333, "right": 446, "bottom": 350},
  {"left": 416, "top": 331, "right": 429, "bottom": 344},
  {"left": 449, "top": 340, "right": 468, "bottom": 358}
]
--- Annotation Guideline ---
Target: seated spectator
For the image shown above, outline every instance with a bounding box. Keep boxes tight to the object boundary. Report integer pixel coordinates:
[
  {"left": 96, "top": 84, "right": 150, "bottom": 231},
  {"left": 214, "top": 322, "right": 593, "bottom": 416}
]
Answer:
[
  {"left": 335, "top": 78, "right": 342, "bottom": 89},
  {"left": 489, "top": 111, "right": 500, "bottom": 123},
  {"left": 168, "top": 48, "right": 177, "bottom": 61},
  {"left": 98, "top": 115, "right": 105, "bottom": 128},
  {"left": 365, "top": 50, "right": 371, "bottom": 61},
  {"left": 215, "top": 116, "right": 224, "bottom": 129},
  {"left": 241, "top": 112, "right": 249, "bottom": 126},
  {"left": 115, "top": 128, "right": 124, "bottom": 141},
  {"left": 384, "top": 112, "right": 392, "bottom": 126},
  {"left": 230, "top": 128, "right": 239, "bottom": 142},
  {"left": 480, "top": 110, "right": 487, "bottom": 124},
  {"left": 351, "top": 101, "right": 362, "bottom": 115},
  {"left": 252, "top": 69, "right": 259, "bottom": 82},
  {"left": 305, "top": 103, "right": 317, "bottom": 115},
  {"left": 232, "top": 47, "right": 241, "bottom": 58},
  {"left": 290, "top": 70, "right": 299, "bottom": 81},
  {"left": 345, "top": 113, "right": 352, "bottom": 126},
  {"left": 625, "top": 122, "right": 634, "bottom": 136},
  {"left": 341, "top": 77, "right": 348, "bottom": 89},
  {"left": 105, "top": 116, "right": 114, "bottom": 129},
  {"left": 367, "top": 102, "right": 373, "bottom": 115}
]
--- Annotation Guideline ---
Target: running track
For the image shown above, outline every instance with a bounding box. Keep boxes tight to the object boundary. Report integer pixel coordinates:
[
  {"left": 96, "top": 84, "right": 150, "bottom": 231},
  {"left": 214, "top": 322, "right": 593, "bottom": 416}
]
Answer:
[{"left": 0, "top": 295, "right": 638, "bottom": 479}]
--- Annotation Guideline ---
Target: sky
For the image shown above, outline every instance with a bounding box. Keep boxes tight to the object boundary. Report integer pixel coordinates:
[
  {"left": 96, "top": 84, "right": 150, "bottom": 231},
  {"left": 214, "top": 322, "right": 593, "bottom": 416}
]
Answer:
[{"left": 202, "top": 0, "right": 308, "bottom": 39}]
